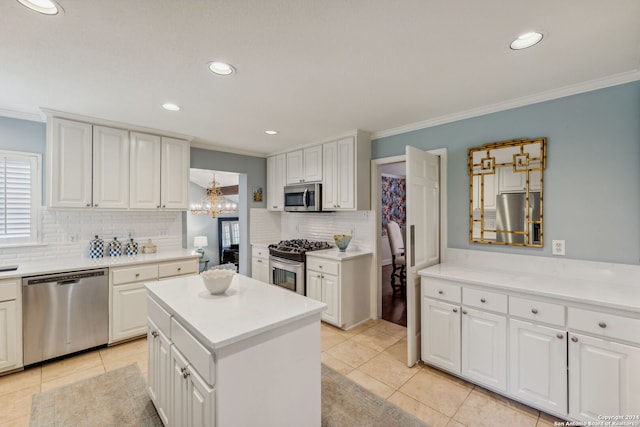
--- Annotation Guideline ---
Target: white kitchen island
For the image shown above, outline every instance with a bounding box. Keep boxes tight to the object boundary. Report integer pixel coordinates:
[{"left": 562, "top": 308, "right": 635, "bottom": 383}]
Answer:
[{"left": 145, "top": 273, "right": 326, "bottom": 427}]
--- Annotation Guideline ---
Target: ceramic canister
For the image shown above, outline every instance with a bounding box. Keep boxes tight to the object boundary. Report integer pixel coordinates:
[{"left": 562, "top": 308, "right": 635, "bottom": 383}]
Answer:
[
  {"left": 125, "top": 238, "right": 138, "bottom": 256},
  {"left": 89, "top": 235, "right": 104, "bottom": 258},
  {"left": 108, "top": 237, "right": 122, "bottom": 257}
]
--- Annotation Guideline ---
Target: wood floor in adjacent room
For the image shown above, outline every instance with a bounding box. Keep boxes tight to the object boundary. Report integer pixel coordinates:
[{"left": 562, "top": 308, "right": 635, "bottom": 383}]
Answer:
[{"left": 382, "top": 264, "right": 407, "bottom": 327}]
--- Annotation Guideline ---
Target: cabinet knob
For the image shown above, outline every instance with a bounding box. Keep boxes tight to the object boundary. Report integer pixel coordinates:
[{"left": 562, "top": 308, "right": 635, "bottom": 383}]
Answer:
[
  {"left": 157, "top": 205, "right": 161, "bottom": 208},
  {"left": 162, "top": 205, "right": 166, "bottom": 208},
  {"left": 462, "top": 310, "right": 468, "bottom": 315},
  {"left": 177, "top": 267, "right": 182, "bottom": 271},
  {"left": 438, "top": 290, "right": 444, "bottom": 295},
  {"left": 151, "top": 330, "right": 159, "bottom": 338},
  {"left": 273, "top": 205, "right": 277, "bottom": 209},
  {"left": 86, "top": 203, "right": 91, "bottom": 207},
  {"left": 94, "top": 204, "right": 98, "bottom": 207},
  {"left": 598, "top": 322, "right": 607, "bottom": 329},
  {"left": 452, "top": 308, "right": 458, "bottom": 313},
  {"left": 183, "top": 370, "right": 190, "bottom": 379},
  {"left": 480, "top": 298, "right": 486, "bottom": 303},
  {"left": 556, "top": 333, "right": 564, "bottom": 340},
  {"left": 257, "top": 259, "right": 262, "bottom": 263},
  {"left": 319, "top": 265, "right": 323, "bottom": 269},
  {"left": 317, "top": 274, "right": 321, "bottom": 278},
  {"left": 571, "top": 336, "right": 578, "bottom": 343},
  {"left": 531, "top": 308, "right": 538, "bottom": 314},
  {"left": 135, "top": 273, "right": 140, "bottom": 277}
]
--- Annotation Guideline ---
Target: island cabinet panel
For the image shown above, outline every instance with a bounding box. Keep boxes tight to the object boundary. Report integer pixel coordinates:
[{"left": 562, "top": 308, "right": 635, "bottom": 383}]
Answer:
[{"left": 148, "top": 318, "right": 171, "bottom": 426}]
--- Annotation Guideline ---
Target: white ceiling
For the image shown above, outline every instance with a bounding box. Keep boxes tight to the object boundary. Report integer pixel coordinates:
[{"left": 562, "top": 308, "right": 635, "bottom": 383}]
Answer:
[
  {"left": 2, "top": 1, "right": 639, "bottom": 156},
  {"left": 190, "top": 169, "right": 239, "bottom": 189}
]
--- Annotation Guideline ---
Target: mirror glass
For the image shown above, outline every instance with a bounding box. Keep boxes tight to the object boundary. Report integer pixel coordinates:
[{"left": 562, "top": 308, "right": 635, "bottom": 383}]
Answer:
[{"left": 468, "top": 138, "right": 546, "bottom": 247}]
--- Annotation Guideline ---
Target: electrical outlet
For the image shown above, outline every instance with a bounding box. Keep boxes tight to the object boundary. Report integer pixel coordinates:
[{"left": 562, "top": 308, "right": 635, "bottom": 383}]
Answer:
[{"left": 552, "top": 240, "right": 566, "bottom": 256}]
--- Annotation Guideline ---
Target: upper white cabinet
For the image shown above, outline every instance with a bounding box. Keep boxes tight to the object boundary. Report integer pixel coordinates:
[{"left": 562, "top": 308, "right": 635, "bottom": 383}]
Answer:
[
  {"left": 48, "top": 118, "right": 129, "bottom": 208},
  {"left": 498, "top": 167, "right": 541, "bottom": 193},
  {"left": 130, "top": 133, "right": 190, "bottom": 210},
  {"left": 286, "top": 145, "right": 322, "bottom": 184},
  {"left": 322, "top": 131, "right": 371, "bottom": 211},
  {"left": 267, "top": 153, "right": 286, "bottom": 211}
]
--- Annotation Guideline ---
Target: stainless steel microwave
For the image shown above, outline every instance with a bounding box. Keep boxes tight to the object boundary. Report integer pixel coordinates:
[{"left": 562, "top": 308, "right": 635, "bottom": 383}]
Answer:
[{"left": 284, "top": 183, "right": 322, "bottom": 212}]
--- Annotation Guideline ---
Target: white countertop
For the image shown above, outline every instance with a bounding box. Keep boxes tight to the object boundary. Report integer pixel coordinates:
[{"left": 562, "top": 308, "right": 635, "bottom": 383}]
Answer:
[
  {"left": 305, "top": 247, "right": 372, "bottom": 261},
  {"left": 145, "top": 274, "right": 326, "bottom": 351},
  {"left": 420, "top": 263, "right": 640, "bottom": 314},
  {"left": 0, "top": 249, "right": 199, "bottom": 279}
]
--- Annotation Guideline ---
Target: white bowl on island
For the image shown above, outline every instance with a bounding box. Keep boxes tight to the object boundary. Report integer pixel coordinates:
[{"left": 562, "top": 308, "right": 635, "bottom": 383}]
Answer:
[{"left": 201, "top": 269, "right": 235, "bottom": 294}]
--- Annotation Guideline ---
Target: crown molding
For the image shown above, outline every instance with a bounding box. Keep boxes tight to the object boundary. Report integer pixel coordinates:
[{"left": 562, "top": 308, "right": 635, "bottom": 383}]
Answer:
[
  {"left": 190, "top": 140, "right": 266, "bottom": 158},
  {"left": 0, "top": 108, "right": 43, "bottom": 122},
  {"left": 372, "top": 69, "right": 640, "bottom": 140}
]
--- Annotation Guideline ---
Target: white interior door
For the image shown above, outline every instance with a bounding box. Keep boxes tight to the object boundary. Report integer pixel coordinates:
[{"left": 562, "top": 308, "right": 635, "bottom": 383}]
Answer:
[{"left": 406, "top": 146, "right": 440, "bottom": 367}]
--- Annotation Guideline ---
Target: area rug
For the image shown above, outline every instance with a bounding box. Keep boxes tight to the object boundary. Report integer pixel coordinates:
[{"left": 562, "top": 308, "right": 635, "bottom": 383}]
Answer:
[{"left": 31, "top": 363, "right": 429, "bottom": 427}]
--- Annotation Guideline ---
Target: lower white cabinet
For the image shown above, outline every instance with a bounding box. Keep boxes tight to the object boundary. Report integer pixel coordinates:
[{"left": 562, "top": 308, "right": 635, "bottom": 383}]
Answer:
[
  {"left": 0, "top": 279, "right": 22, "bottom": 374},
  {"left": 568, "top": 332, "right": 640, "bottom": 422},
  {"left": 251, "top": 246, "right": 270, "bottom": 283},
  {"left": 461, "top": 306, "right": 507, "bottom": 391},
  {"left": 509, "top": 319, "right": 567, "bottom": 414},
  {"left": 170, "top": 346, "right": 215, "bottom": 427},
  {"left": 421, "top": 298, "right": 461, "bottom": 373},
  {"left": 306, "top": 269, "right": 339, "bottom": 325},
  {"left": 148, "top": 318, "right": 171, "bottom": 426}
]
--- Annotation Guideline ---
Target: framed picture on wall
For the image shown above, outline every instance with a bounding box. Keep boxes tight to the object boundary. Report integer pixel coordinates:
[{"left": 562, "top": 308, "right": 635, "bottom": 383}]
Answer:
[{"left": 252, "top": 186, "right": 263, "bottom": 202}]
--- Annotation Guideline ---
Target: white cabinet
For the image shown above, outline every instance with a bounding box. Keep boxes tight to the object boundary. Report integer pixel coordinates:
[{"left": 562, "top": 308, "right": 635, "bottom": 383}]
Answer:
[
  {"left": 148, "top": 318, "right": 171, "bottom": 426},
  {"left": 251, "top": 246, "right": 270, "bottom": 283},
  {"left": 509, "top": 319, "right": 567, "bottom": 414},
  {"left": 286, "top": 145, "right": 323, "bottom": 184},
  {"left": 305, "top": 254, "right": 371, "bottom": 329},
  {"left": 0, "top": 279, "right": 22, "bottom": 374},
  {"left": 267, "top": 153, "right": 286, "bottom": 210},
  {"left": 421, "top": 298, "right": 461, "bottom": 373},
  {"left": 170, "top": 346, "right": 215, "bottom": 427},
  {"left": 322, "top": 131, "right": 371, "bottom": 211},
  {"left": 461, "top": 306, "right": 507, "bottom": 391},
  {"left": 472, "top": 173, "right": 497, "bottom": 211},
  {"left": 48, "top": 118, "right": 129, "bottom": 208},
  {"left": 498, "top": 167, "right": 541, "bottom": 193},
  {"left": 130, "top": 133, "right": 190, "bottom": 210}
]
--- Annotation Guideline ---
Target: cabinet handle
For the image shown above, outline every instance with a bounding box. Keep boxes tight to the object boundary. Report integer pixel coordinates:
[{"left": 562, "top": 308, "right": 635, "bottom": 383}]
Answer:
[
  {"left": 317, "top": 274, "right": 321, "bottom": 278},
  {"left": 157, "top": 205, "right": 161, "bottom": 208},
  {"left": 94, "top": 203, "right": 98, "bottom": 207},
  {"left": 571, "top": 336, "right": 578, "bottom": 343},
  {"left": 257, "top": 259, "right": 262, "bottom": 263},
  {"left": 135, "top": 273, "right": 140, "bottom": 277},
  {"left": 272, "top": 205, "right": 277, "bottom": 208},
  {"left": 86, "top": 203, "right": 91, "bottom": 207},
  {"left": 598, "top": 322, "right": 607, "bottom": 329},
  {"left": 162, "top": 204, "right": 166, "bottom": 208},
  {"left": 480, "top": 298, "right": 486, "bottom": 303},
  {"left": 438, "top": 290, "right": 443, "bottom": 295},
  {"left": 182, "top": 370, "right": 190, "bottom": 379},
  {"left": 556, "top": 333, "right": 564, "bottom": 340},
  {"left": 462, "top": 310, "right": 467, "bottom": 315},
  {"left": 531, "top": 308, "right": 538, "bottom": 314},
  {"left": 177, "top": 267, "right": 182, "bottom": 271},
  {"left": 452, "top": 308, "right": 458, "bottom": 313},
  {"left": 151, "top": 330, "right": 159, "bottom": 338}
]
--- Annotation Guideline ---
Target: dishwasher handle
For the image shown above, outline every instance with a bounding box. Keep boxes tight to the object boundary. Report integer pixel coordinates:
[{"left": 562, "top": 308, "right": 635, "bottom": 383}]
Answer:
[{"left": 57, "top": 279, "right": 80, "bottom": 286}]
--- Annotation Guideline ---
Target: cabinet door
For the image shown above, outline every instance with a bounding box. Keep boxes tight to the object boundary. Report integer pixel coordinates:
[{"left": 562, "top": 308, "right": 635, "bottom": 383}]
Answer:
[
  {"left": 509, "top": 319, "right": 567, "bottom": 414},
  {"left": 422, "top": 298, "right": 461, "bottom": 373},
  {"left": 161, "top": 137, "right": 190, "bottom": 209},
  {"left": 569, "top": 333, "right": 640, "bottom": 423},
  {"left": 286, "top": 150, "right": 303, "bottom": 184},
  {"left": 322, "top": 142, "right": 338, "bottom": 210},
  {"left": 251, "top": 257, "right": 270, "bottom": 283},
  {"left": 267, "top": 154, "right": 286, "bottom": 210},
  {"left": 148, "top": 319, "right": 171, "bottom": 426},
  {"left": 498, "top": 167, "right": 526, "bottom": 193},
  {"left": 336, "top": 137, "right": 355, "bottom": 210},
  {"left": 112, "top": 283, "right": 148, "bottom": 342},
  {"left": 321, "top": 274, "right": 340, "bottom": 326},
  {"left": 187, "top": 365, "right": 215, "bottom": 427},
  {"left": 461, "top": 307, "right": 507, "bottom": 391},
  {"left": 92, "top": 126, "right": 130, "bottom": 209},
  {"left": 0, "top": 301, "right": 19, "bottom": 372},
  {"left": 171, "top": 346, "right": 190, "bottom": 427},
  {"left": 303, "top": 145, "right": 323, "bottom": 182},
  {"left": 306, "top": 272, "right": 322, "bottom": 302},
  {"left": 48, "top": 118, "right": 93, "bottom": 208},
  {"left": 130, "top": 132, "right": 162, "bottom": 209}
]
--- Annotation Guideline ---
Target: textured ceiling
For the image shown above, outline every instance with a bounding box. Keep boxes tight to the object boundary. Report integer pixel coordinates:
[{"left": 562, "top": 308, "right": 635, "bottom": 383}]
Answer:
[{"left": 1, "top": 1, "right": 639, "bottom": 156}]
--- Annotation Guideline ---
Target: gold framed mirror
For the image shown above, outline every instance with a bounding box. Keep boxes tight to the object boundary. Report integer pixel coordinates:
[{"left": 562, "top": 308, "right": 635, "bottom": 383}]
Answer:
[{"left": 468, "top": 137, "right": 546, "bottom": 247}]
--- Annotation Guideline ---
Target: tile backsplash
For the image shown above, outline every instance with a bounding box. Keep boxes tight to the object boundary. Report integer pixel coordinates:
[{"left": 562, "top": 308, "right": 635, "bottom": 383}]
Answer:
[
  {"left": 0, "top": 208, "right": 183, "bottom": 263},
  {"left": 281, "top": 211, "right": 374, "bottom": 250}
]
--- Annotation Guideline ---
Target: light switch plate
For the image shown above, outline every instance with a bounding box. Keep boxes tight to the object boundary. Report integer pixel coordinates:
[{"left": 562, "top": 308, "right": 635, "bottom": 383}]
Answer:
[{"left": 552, "top": 240, "right": 566, "bottom": 256}]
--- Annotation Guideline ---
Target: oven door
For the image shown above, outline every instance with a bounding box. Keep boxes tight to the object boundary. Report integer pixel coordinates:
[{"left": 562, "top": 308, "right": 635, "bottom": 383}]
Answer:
[{"left": 269, "top": 256, "right": 305, "bottom": 295}]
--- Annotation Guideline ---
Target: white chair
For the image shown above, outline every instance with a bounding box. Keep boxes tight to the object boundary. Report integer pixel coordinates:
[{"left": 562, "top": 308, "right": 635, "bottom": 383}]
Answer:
[{"left": 386, "top": 221, "right": 406, "bottom": 294}]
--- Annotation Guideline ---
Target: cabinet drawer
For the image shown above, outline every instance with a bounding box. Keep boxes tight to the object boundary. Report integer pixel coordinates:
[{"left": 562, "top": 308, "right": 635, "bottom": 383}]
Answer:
[
  {"left": 112, "top": 264, "right": 158, "bottom": 285},
  {"left": 158, "top": 259, "right": 198, "bottom": 278},
  {"left": 147, "top": 296, "right": 171, "bottom": 338},
  {"left": 509, "top": 296, "right": 565, "bottom": 327},
  {"left": 463, "top": 287, "right": 507, "bottom": 314},
  {"left": 568, "top": 307, "right": 640, "bottom": 344},
  {"left": 0, "top": 279, "right": 18, "bottom": 301},
  {"left": 422, "top": 278, "right": 461, "bottom": 304},
  {"left": 252, "top": 246, "right": 269, "bottom": 259},
  {"left": 306, "top": 257, "right": 339, "bottom": 276},
  {"left": 171, "top": 318, "right": 215, "bottom": 386}
]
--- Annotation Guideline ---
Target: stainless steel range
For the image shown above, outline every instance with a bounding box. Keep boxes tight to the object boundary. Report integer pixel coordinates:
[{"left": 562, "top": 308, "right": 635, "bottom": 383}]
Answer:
[{"left": 268, "top": 239, "right": 332, "bottom": 295}]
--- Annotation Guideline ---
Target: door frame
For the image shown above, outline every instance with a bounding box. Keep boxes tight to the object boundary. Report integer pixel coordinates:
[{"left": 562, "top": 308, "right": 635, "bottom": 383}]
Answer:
[{"left": 369, "top": 148, "right": 448, "bottom": 319}]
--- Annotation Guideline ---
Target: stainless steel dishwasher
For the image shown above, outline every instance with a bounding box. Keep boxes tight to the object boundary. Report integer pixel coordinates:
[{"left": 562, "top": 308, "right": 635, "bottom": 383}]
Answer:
[{"left": 22, "top": 268, "right": 109, "bottom": 365}]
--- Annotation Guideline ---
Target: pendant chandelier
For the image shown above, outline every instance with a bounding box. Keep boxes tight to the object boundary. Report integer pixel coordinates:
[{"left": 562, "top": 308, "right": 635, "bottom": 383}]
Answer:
[{"left": 190, "top": 176, "right": 237, "bottom": 218}]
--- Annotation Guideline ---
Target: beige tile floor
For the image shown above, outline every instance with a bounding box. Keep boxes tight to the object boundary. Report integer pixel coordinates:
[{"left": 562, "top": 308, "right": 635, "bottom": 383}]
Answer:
[{"left": 0, "top": 320, "right": 564, "bottom": 427}]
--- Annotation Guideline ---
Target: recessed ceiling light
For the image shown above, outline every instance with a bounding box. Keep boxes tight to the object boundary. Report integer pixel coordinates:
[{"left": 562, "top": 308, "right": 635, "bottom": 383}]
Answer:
[
  {"left": 208, "top": 61, "right": 235, "bottom": 76},
  {"left": 162, "top": 103, "right": 181, "bottom": 111},
  {"left": 510, "top": 31, "right": 543, "bottom": 50},
  {"left": 17, "top": 0, "right": 63, "bottom": 15},
  {"left": 265, "top": 130, "right": 279, "bottom": 135}
]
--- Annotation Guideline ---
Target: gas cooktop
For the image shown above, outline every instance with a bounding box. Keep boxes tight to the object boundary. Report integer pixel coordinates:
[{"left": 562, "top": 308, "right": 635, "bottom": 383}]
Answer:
[{"left": 268, "top": 239, "right": 333, "bottom": 262}]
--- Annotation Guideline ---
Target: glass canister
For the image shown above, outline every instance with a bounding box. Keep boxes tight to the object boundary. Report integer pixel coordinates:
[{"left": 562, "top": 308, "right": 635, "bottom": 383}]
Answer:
[
  {"left": 108, "top": 237, "right": 122, "bottom": 257},
  {"left": 125, "top": 238, "right": 138, "bottom": 256},
  {"left": 89, "top": 235, "right": 104, "bottom": 258}
]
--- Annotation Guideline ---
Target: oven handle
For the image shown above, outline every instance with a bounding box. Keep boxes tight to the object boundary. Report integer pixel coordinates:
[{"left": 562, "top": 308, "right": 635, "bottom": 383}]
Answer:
[{"left": 269, "top": 256, "right": 303, "bottom": 267}]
